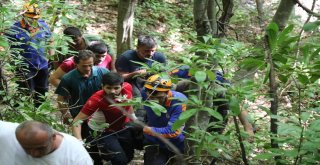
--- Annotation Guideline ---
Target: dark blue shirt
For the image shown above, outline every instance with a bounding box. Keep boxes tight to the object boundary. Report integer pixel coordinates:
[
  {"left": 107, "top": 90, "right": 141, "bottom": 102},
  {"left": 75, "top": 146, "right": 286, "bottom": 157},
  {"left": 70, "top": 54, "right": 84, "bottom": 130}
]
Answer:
[
  {"left": 115, "top": 50, "right": 166, "bottom": 73},
  {"left": 6, "top": 19, "right": 52, "bottom": 69},
  {"left": 55, "top": 66, "right": 109, "bottom": 117}
]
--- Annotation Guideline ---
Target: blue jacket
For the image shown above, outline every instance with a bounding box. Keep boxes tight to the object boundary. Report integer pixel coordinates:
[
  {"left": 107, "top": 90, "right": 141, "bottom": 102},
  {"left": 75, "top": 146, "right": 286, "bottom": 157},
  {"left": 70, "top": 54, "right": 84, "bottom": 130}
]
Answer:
[
  {"left": 142, "top": 90, "right": 187, "bottom": 152},
  {"left": 6, "top": 19, "right": 52, "bottom": 69}
]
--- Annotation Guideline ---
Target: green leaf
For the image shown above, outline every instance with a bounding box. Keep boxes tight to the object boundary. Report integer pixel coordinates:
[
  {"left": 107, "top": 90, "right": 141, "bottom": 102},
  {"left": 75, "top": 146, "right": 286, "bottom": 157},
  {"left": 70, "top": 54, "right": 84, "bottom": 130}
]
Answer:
[
  {"left": 257, "top": 105, "right": 271, "bottom": 114},
  {"left": 0, "top": 36, "right": 9, "bottom": 48},
  {"left": 195, "top": 71, "right": 207, "bottom": 82},
  {"left": 239, "top": 58, "right": 264, "bottom": 70},
  {"left": 309, "top": 74, "right": 320, "bottom": 83},
  {"left": 206, "top": 70, "right": 216, "bottom": 81},
  {"left": 303, "top": 21, "right": 320, "bottom": 31},
  {"left": 205, "top": 108, "right": 223, "bottom": 121},
  {"left": 178, "top": 108, "right": 198, "bottom": 120},
  {"left": 202, "top": 35, "right": 211, "bottom": 44},
  {"left": 21, "top": 112, "right": 33, "bottom": 121},
  {"left": 263, "top": 63, "right": 270, "bottom": 84},
  {"left": 277, "top": 24, "right": 294, "bottom": 45},
  {"left": 278, "top": 74, "right": 288, "bottom": 83},
  {"left": 266, "top": 22, "right": 279, "bottom": 50},
  {"left": 297, "top": 74, "right": 309, "bottom": 84},
  {"left": 145, "top": 101, "right": 167, "bottom": 116},
  {"left": 229, "top": 96, "right": 240, "bottom": 115},
  {"left": 172, "top": 109, "right": 198, "bottom": 130},
  {"left": 172, "top": 118, "right": 188, "bottom": 131},
  {"left": 283, "top": 149, "right": 298, "bottom": 157},
  {"left": 301, "top": 112, "right": 310, "bottom": 122}
]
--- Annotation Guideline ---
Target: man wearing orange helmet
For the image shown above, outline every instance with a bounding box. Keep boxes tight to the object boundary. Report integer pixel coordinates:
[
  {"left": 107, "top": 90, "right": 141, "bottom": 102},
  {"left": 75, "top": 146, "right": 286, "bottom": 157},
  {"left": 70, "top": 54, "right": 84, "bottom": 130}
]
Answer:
[
  {"left": 142, "top": 74, "right": 187, "bottom": 164},
  {"left": 6, "top": 3, "right": 52, "bottom": 107}
]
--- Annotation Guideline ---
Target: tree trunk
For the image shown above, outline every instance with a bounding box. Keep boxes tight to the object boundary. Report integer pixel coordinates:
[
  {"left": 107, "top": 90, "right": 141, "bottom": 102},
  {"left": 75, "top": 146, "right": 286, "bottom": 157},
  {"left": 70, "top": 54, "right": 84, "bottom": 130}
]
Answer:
[
  {"left": 193, "top": 0, "right": 212, "bottom": 41},
  {"left": 218, "top": 0, "right": 234, "bottom": 37},
  {"left": 116, "top": 0, "right": 137, "bottom": 56},
  {"left": 267, "top": 0, "right": 296, "bottom": 162},
  {"left": 207, "top": 0, "right": 218, "bottom": 37},
  {"left": 187, "top": 0, "right": 235, "bottom": 162},
  {"left": 255, "top": 0, "right": 264, "bottom": 27},
  {"left": 272, "top": 0, "right": 296, "bottom": 30}
]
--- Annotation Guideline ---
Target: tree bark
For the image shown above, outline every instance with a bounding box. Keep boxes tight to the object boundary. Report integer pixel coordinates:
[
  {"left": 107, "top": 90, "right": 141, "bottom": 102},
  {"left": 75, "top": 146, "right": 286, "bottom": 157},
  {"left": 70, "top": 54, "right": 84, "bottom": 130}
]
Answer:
[
  {"left": 193, "top": 0, "right": 211, "bottom": 41},
  {"left": 218, "top": 0, "right": 234, "bottom": 37},
  {"left": 255, "top": 0, "right": 264, "bottom": 28},
  {"left": 272, "top": 0, "right": 296, "bottom": 30},
  {"left": 188, "top": 0, "right": 235, "bottom": 163},
  {"left": 207, "top": 0, "right": 218, "bottom": 37},
  {"left": 116, "top": 0, "right": 137, "bottom": 56},
  {"left": 267, "top": 0, "right": 296, "bottom": 162}
]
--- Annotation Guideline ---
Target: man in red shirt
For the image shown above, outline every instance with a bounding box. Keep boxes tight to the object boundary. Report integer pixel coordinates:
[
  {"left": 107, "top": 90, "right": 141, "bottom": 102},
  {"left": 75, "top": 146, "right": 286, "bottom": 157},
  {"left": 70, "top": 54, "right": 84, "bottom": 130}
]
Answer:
[{"left": 72, "top": 72, "right": 135, "bottom": 165}]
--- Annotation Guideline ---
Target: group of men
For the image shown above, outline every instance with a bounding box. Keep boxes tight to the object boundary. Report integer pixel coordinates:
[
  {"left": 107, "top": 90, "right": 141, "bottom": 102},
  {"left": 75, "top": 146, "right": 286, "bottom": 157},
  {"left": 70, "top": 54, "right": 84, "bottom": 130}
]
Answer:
[{"left": 2, "top": 2, "right": 189, "bottom": 165}]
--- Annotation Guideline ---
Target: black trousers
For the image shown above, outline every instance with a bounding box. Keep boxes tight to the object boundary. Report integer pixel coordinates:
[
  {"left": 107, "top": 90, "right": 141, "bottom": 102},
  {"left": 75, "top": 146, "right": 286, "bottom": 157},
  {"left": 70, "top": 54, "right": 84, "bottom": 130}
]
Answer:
[
  {"left": 82, "top": 125, "right": 134, "bottom": 165},
  {"left": 144, "top": 144, "right": 179, "bottom": 165},
  {"left": 16, "top": 67, "right": 49, "bottom": 107}
]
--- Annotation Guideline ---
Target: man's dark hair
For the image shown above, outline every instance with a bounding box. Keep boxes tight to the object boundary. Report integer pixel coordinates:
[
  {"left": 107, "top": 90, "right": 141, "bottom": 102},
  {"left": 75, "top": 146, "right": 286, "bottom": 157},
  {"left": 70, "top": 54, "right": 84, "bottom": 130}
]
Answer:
[
  {"left": 88, "top": 41, "right": 108, "bottom": 54},
  {"left": 137, "top": 35, "right": 157, "bottom": 48},
  {"left": 74, "top": 50, "right": 95, "bottom": 64},
  {"left": 63, "top": 26, "right": 82, "bottom": 38},
  {"left": 102, "top": 72, "right": 124, "bottom": 86}
]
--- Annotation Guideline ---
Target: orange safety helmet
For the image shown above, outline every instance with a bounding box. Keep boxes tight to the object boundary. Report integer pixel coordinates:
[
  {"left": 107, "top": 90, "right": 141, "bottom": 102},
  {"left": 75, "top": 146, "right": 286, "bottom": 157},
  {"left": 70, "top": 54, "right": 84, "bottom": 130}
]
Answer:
[
  {"left": 23, "top": 3, "right": 40, "bottom": 19},
  {"left": 144, "top": 74, "right": 172, "bottom": 92}
]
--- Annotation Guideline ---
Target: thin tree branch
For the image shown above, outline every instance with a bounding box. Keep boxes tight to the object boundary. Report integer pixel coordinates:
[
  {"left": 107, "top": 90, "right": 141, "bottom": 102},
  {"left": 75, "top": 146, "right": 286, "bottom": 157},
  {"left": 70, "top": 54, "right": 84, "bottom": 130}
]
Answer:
[
  {"left": 233, "top": 116, "right": 249, "bottom": 165},
  {"left": 294, "top": 87, "right": 304, "bottom": 165},
  {"left": 294, "top": 0, "right": 316, "bottom": 68},
  {"left": 294, "top": 0, "right": 320, "bottom": 18}
]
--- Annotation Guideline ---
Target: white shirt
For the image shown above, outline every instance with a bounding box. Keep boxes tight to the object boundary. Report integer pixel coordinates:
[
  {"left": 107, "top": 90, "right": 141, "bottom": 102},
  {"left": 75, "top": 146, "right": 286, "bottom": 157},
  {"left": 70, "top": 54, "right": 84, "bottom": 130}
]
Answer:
[{"left": 0, "top": 121, "right": 93, "bottom": 165}]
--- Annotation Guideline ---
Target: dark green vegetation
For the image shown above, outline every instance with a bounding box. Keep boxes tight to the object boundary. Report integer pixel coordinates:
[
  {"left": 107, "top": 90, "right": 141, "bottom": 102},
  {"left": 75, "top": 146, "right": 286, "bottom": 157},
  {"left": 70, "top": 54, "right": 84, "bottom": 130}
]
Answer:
[{"left": 1, "top": 0, "right": 320, "bottom": 164}]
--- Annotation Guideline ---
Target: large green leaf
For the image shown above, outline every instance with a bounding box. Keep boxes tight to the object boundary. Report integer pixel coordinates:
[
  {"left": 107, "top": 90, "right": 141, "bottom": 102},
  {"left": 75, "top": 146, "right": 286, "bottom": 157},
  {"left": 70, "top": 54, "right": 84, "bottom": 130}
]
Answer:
[
  {"left": 178, "top": 108, "right": 198, "bottom": 121},
  {"left": 297, "top": 74, "right": 309, "bottom": 84},
  {"left": 239, "top": 58, "right": 264, "bottom": 70},
  {"left": 278, "top": 74, "right": 288, "bottom": 83},
  {"left": 266, "top": 22, "right": 279, "bottom": 50},
  {"left": 205, "top": 108, "right": 223, "bottom": 121},
  {"left": 301, "top": 112, "right": 311, "bottom": 122},
  {"left": 206, "top": 70, "right": 216, "bottom": 81},
  {"left": 229, "top": 95, "right": 240, "bottom": 115},
  {"left": 195, "top": 71, "right": 207, "bottom": 82},
  {"left": 277, "top": 24, "right": 294, "bottom": 45},
  {"left": 0, "top": 36, "right": 9, "bottom": 48},
  {"left": 263, "top": 63, "right": 270, "bottom": 84},
  {"left": 303, "top": 21, "right": 320, "bottom": 31},
  {"left": 145, "top": 101, "right": 167, "bottom": 116},
  {"left": 172, "top": 118, "right": 188, "bottom": 131},
  {"left": 172, "top": 108, "right": 198, "bottom": 130}
]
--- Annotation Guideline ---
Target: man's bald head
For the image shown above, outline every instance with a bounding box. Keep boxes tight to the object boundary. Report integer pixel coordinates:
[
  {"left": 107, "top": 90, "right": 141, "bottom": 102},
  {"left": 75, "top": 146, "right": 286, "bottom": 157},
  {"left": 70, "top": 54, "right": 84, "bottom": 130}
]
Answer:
[
  {"left": 15, "top": 121, "right": 56, "bottom": 158},
  {"left": 16, "top": 121, "right": 54, "bottom": 137}
]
